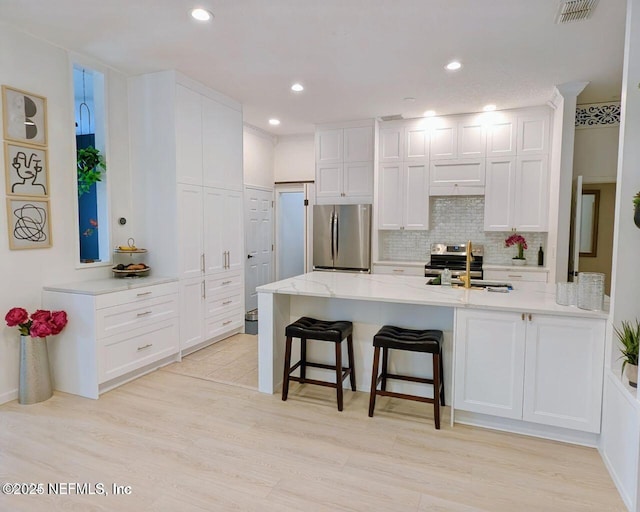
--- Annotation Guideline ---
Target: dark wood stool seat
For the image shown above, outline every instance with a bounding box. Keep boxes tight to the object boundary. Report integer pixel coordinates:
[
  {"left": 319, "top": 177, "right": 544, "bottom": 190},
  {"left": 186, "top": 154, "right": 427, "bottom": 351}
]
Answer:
[
  {"left": 282, "top": 317, "right": 356, "bottom": 411},
  {"left": 368, "top": 325, "right": 445, "bottom": 429}
]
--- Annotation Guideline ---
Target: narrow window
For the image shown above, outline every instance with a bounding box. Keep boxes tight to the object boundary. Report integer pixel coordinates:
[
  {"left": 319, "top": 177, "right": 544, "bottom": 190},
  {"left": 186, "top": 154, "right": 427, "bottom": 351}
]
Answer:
[{"left": 73, "top": 64, "right": 109, "bottom": 264}]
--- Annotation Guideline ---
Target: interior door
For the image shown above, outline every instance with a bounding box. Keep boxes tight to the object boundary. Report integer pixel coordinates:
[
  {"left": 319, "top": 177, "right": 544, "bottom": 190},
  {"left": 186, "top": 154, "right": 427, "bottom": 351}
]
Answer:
[
  {"left": 569, "top": 176, "right": 583, "bottom": 280},
  {"left": 244, "top": 187, "right": 273, "bottom": 313}
]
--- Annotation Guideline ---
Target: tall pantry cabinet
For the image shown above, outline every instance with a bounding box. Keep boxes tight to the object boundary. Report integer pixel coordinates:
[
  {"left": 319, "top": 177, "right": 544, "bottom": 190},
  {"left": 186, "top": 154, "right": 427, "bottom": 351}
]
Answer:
[{"left": 129, "top": 70, "right": 244, "bottom": 354}]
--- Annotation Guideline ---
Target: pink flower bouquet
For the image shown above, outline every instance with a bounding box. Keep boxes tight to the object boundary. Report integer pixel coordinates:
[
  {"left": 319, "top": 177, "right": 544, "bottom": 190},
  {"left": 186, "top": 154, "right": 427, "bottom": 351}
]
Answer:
[
  {"left": 505, "top": 233, "right": 528, "bottom": 260},
  {"left": 5, "top": 308, "right": 68, "bottom": 338}
]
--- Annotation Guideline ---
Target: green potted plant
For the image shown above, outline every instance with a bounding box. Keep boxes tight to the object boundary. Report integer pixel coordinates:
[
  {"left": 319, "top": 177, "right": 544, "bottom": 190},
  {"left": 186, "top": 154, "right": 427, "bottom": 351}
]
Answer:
[
  {"left": 77, "top": 146, "right": 106, "bottom": 196},
  {"left": 614, "top": 319, "right": 639, "bottom": 388},
  {"left": 633, "top": 192, "right": 640, "bottom": 228}
]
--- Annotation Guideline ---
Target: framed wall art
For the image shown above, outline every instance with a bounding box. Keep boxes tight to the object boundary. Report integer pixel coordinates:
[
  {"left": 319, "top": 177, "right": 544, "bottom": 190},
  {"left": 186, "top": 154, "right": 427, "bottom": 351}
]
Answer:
[
  {"left": 6, "top": 197, "right": 52, "bottom": 250},
  {"left": 4, "top": 141, "right": 49, "bottom": 197},
  {"left": 2, "top": 85, "right": 48, "bottom": 147}
]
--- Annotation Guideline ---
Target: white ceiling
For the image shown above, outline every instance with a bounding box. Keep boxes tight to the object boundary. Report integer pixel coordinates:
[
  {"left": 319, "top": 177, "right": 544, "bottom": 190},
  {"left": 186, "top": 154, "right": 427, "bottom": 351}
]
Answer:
[{"left": 0, "top": 0, "right": 627, "bottom": 135}]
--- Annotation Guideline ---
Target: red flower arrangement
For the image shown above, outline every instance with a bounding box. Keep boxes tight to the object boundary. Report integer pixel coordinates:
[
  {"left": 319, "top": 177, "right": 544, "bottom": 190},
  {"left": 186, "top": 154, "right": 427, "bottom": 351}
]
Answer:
[
  {"left": 5, "top": 308, "right": 68, "bottom": 338},
  {"left": 505, "top": 233, "right": 528, "bottom": 260}
]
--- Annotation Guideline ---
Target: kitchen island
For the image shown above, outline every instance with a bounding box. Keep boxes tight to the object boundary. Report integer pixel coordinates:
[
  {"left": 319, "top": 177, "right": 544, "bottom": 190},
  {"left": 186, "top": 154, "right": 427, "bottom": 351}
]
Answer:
[{"left": 257, "top": 272, "right": 608, "bottom": 445}]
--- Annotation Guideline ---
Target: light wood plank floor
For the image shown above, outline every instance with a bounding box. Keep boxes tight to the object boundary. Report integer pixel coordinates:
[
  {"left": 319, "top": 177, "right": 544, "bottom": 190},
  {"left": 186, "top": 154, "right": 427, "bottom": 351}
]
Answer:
[
  {"left": 162, "top": 334, "right": 258, "bottom": 389},
  {"left": 0, "top": 337, "right": 625, "bottom": 511}
]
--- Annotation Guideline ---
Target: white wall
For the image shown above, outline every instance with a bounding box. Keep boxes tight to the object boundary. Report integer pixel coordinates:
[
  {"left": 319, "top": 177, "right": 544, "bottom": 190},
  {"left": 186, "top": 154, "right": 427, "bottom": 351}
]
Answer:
[
  {"left": 243, "top": 124, "right": 275, "bottom": 189},
  {"left": 274, "top": 134, "right": 314, "bottom": 182},
  {"left": 599, "top": 1, "right": 640, "bottom": 510},
  {"left": 573, "top": 126, "right": 619, "bottom": 183},
  {"left": 0, "top": 26, "right": 133, "bottom": 404}
]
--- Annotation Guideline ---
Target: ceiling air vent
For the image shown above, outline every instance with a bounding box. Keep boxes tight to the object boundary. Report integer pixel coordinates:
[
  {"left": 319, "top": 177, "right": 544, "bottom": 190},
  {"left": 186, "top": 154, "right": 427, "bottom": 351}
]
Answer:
[
  {"left": 380, "top": 114, "right": 404, "bottom": 121},
  {"left": 555, "top": 0, "right": 599, "bottom": 23}
]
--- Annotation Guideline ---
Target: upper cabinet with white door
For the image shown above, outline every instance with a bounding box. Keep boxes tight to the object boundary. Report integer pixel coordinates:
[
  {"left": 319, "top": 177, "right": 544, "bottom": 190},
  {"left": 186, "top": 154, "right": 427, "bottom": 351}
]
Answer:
[
  {"left": 377, "top": 119, "right": 429, "bottom": 230},
  {"left": 484, "top": 108, "right": 551, "bottom": 232},
  {"left": 430, "top": 114, "right": 486, "bottom": 195},
  {"left": 175, "top": 85, "right": 243, "bottom": 191},
  {"left": 316, "top": 120, "right": 375, "bottom": 204}
]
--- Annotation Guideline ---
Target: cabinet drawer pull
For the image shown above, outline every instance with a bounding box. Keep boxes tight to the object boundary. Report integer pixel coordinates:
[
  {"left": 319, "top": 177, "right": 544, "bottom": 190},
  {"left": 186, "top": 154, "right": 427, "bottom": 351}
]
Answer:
[
  {"left": 137, "top": 343, "right": 153, "bottom": 351},
  {"left": 222, "top": 280, "right": 232, "bottom": 285},
  {"left": 393, "top": 269, "right": 405, "bottom": 273},
  {"left": 521, "top": 313, "right": 525, "bottom": 321},
  {"left": 528, "top": 313, "right": 532, "bottom": 322},
  {"left": 222, "top": 300, "right": 233, "bottom": 305},
  {"left": 222, "top": 320, "right": 233, "bottom": 326},
  {"left": 136, "top": 311, "right": 153, "bottom": 317},
  {"left": 136, "top": 291, "right": 152, "bottom": 297},
  {"left": 507, "top": 274, "right": 522, "bottom": 278}
]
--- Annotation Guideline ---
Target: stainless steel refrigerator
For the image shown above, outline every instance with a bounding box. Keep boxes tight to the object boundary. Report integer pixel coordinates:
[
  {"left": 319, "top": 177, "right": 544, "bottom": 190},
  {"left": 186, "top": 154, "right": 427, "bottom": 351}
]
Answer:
[{"left": 313, "top": 204, "right": 371, "bottom": 272}]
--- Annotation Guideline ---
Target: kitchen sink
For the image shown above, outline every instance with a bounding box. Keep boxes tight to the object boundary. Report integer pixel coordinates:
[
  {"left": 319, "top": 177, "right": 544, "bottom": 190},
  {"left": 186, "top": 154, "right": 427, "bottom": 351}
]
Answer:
[{"left": 427, "top": 278, "right": 513, "bottom": 290}]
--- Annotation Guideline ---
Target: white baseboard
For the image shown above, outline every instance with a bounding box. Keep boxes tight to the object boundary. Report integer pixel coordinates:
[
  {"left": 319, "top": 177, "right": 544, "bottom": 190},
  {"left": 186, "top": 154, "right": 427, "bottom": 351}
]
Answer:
[{"left": 0, "top": 388, "right": 18, "bottom": 405}]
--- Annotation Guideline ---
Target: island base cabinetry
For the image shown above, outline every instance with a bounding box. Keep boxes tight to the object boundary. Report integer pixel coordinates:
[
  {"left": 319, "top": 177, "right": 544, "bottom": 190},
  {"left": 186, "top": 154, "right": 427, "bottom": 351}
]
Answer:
[{"left": 454, "top": 309, "right": 605, "bottom": 434}]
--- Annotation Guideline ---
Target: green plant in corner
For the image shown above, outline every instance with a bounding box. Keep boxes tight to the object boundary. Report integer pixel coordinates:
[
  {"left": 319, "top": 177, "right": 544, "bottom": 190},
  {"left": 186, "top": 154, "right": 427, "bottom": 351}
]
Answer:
[
  {"left": 614, "top": 319, "right": 640, "bottom": 375},
  {"left": 77, "top": 146, "right": 106, "bottom": 196},
  {"left": 633, "top": 191, "right": 640, "bottom": 210}
]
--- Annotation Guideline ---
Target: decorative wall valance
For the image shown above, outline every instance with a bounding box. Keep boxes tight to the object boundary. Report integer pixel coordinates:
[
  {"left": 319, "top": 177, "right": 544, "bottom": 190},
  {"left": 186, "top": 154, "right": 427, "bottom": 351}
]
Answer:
[{"left": 576, "top": 102, "right": 620, "bottom": 128}]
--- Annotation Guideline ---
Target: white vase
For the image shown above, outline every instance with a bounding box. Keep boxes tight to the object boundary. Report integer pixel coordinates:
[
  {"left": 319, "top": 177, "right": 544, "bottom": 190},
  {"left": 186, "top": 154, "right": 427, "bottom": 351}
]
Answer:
[
  {"left": 511, "top": 259, "right": 526, "bottom": 266},
  {"left": 625, "top": 363, "right": 638, "bottom": 388},
  {"left": 19, "top": 335, "right": 53, "bottom": 404}
]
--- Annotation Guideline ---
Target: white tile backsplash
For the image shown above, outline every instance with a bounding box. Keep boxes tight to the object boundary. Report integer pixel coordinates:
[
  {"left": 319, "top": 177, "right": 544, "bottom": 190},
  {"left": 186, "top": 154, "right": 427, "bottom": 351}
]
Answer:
[{"left": 379, "top": 196, "right": 547, "bottom": 265}]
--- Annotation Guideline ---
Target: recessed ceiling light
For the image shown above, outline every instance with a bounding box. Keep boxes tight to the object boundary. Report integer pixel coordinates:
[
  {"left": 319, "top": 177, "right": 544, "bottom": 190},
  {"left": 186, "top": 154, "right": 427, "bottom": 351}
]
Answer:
[
  {"left": 190, "top": 8, "right": 213, "bottom": 21},
  {"left": 445, "top": 61, "right": 462, "bottom": 71},
  {"left": 269, "top": 119, "right": 281, "bottom": 126},
  {"left": 483, "top": 104, "right": 497, "bottom": 112},
  {"left": 291, "top": 83, "right": 304, "bottom": 92},
  {"left": 423, "top": 110, "right": 436, "bottom": 117}
]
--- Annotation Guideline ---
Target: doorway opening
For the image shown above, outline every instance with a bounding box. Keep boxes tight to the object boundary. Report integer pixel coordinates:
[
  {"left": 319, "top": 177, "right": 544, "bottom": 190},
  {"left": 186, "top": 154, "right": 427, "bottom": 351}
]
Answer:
[{"left": 275, "top": 183, "right": 314, "bottom": 280}]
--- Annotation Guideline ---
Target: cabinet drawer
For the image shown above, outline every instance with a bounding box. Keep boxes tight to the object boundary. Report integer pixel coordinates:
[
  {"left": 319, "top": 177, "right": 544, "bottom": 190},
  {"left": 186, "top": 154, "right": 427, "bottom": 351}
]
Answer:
[
  {"left": 97, "top": 294, "right": 178, "bottom": 339},
  {"left": 95, "top": 282, "right": 178, "bottom": 310},
  {"left": 430, "top": 159, "right": 485, "bottom": 189},
  {"left": 206, "top": 272, "right": 242, "bottom": 295},
  {"left": 99, "top": 320, "right": 179, "bottom": 383},
  {"left": 205, "top": 291, "right": 242, "bottom": 317},
  {"left": 204, "top": 309, "right": 243, "bottom": 339},
  {"left": 484, "top": 269, "right": 548, "bottom": 283},
  {"left": 372, "top": 265, "right": 423, "bottom": 276}
]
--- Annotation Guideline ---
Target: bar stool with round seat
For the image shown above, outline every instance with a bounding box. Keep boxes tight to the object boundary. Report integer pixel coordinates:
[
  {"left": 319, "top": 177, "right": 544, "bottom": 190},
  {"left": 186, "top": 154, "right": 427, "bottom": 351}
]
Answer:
[
  {"left": 282, "top": 316, "right": 356, "bottom": 411},
  {"left": 368, "top": 325, "right": 445, "bottom": 429}
]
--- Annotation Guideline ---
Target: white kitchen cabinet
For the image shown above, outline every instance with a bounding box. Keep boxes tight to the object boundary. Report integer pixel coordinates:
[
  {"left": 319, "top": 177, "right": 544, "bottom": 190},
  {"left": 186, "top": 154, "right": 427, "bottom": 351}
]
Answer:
[
  {"left": 523, "top": 315, "right": 605, "bottom": 432},
  {"left": 483, "top": 267, "right": 549, "bottom": 284},
  {"left": 180, "top": 277, "right": 207, "bottom": 349},
  {"left": 315, "top": 121, "right": 374, "bottom": 204},
  {"left": 130, "top": 70, "right": 244, "bottom": 353},
  {"left": 378, "top": 162, "right": 429, "bottom": 230},
  {"left": 484, "top": 156, "right": 548, "bottom": 232},
  {"left": 316, "top": 162, "right": 373, "bottom": 203},
  {"left": 176, "top": 85, "right": 243, "bottom": 192},
  {"left": 379, "top": 122, "right": 429, "bottom": 163},
  {"left": 175, "top": 85, "right": 203, "bottom": 186},
  {"left": 202, "top": 95, "right": 243, "bottom": 191},
  {"left": 429, "top": 158, "right": 485, "bottom": 195},
  {"left": 372, "top": 262, "right": 425, "bottom": 276},
  {"left": 454, "top": 309, "right": 526, "bottom": 419},
  {"left": 517, "top": 113, "right": 550, "bottom": 155},
  {"left": 431, "top": 115, "right": 486, "bottom": 160},
  {"left": 454, "top": 309, "right": 605, "bottom": 433},
  {"left": 44, "top": 280, "right": 179, "bottom": 399},
  {"left": 177, "top": 184, "right": 204, "bottom": 279},
  {"left": 486, "top": 112, "right": 517, "bottom": 157}
]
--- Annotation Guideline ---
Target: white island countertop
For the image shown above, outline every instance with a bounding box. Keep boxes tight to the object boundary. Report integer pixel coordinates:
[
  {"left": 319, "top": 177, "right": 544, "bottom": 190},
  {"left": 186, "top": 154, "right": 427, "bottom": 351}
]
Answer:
[
  {"left": 257, "top": 272, "right": 608, "bottom": 319},
  {"left": 43, "top": 276, "right": 178, "bottom": 296}
]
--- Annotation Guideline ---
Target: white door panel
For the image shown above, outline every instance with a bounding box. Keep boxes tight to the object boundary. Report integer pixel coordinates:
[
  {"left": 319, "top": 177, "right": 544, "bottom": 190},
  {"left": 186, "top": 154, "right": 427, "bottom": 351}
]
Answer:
[
  {"left": 177, "top": 184, "right": 204, "bottom": 279},
  {"left": 245, "top": 187, "right": 273, "bottom": 312}
]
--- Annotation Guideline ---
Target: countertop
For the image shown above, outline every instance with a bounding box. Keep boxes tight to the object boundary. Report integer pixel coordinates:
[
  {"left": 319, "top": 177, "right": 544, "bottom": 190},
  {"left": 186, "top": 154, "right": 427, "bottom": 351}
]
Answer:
[
  {"left": 43, "top": 276, "right": 178, "bottom": 296},
  {"left": 257, "top": 272, "right": 608, "bottom": 319}
]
